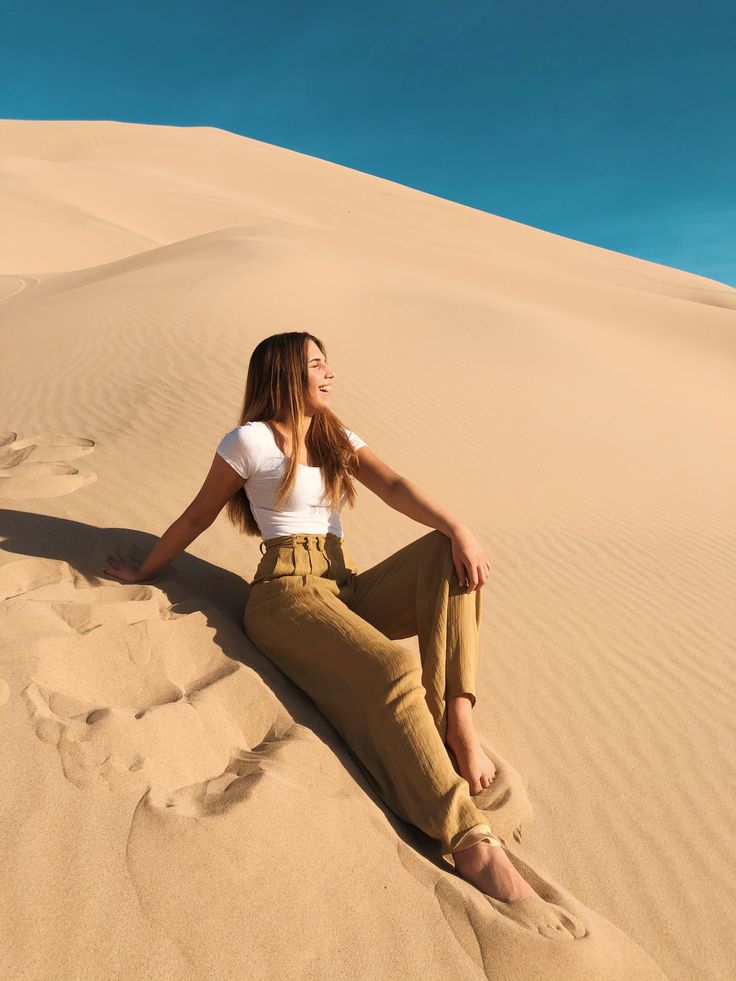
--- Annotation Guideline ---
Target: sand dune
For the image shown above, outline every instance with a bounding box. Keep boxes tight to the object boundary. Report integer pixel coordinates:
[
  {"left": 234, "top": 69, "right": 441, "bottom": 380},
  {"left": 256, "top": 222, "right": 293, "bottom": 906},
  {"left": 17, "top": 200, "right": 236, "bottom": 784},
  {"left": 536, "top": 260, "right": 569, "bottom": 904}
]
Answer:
[{"left": 1, "top": 118, "right": 734, "bottom": 980}]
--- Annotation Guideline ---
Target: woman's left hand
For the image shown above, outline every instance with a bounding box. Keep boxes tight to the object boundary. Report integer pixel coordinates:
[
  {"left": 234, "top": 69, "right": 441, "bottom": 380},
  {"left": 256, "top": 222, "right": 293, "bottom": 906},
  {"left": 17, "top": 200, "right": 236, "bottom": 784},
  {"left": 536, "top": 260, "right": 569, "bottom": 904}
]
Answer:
[
  {"left": 103, "top": 554, "right": 146, "bottom": 583},
  {"left": 449, "top": 525, "right": 492, "bottom": 593}
]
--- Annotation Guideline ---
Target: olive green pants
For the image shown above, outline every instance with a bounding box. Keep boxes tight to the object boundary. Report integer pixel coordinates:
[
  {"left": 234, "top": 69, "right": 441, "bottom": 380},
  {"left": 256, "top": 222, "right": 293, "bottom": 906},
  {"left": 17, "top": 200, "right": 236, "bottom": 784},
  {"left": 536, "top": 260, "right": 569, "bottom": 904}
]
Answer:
[{"left": 243, "top": 529, "right": 500, "bottom": 859}]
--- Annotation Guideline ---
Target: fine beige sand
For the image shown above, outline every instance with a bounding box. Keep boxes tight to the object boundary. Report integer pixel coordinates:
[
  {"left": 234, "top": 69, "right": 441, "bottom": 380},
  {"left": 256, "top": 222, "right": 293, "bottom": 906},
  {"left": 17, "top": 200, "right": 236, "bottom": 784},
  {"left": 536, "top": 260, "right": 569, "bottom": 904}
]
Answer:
[{"left": 1, "top": 119, "right": 735, "bottom": 981}]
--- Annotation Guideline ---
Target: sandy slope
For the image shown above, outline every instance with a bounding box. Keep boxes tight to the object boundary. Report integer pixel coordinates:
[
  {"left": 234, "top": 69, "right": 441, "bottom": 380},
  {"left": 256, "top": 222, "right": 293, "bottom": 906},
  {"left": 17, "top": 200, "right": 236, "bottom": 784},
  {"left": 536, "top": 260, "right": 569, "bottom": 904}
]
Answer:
[{"left": 1, "top": 119, "right": 734, "bottom": 981}]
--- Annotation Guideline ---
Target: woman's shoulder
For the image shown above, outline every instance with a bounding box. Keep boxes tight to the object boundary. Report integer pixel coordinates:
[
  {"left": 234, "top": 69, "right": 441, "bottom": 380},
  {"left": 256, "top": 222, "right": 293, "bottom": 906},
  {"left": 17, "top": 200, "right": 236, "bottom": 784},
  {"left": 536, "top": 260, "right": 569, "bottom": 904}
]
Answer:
[
  {"left": 344, "top": 427, "right": 367, "bottom": 451},
  {"left": 225, "top": 419, "right": 272, "bottom": 440},
  {"left": 216, "top": 421, "right": 269, "bottom": 480}
]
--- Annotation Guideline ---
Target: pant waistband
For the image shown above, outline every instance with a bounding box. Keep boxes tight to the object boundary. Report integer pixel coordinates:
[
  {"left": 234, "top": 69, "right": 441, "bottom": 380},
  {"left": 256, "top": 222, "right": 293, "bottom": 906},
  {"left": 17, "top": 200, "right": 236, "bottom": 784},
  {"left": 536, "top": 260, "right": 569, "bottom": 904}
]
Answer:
[{"left": 259, "top": 533, "right": 344, "bottom": 554}]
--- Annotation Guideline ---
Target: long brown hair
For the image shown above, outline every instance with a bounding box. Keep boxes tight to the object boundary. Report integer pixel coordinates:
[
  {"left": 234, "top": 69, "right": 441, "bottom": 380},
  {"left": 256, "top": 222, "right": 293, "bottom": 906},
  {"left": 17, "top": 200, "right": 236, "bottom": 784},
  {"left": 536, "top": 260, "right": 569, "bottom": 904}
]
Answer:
[{"left": 223, "top": 331, "right": 361, "bottom": 537}]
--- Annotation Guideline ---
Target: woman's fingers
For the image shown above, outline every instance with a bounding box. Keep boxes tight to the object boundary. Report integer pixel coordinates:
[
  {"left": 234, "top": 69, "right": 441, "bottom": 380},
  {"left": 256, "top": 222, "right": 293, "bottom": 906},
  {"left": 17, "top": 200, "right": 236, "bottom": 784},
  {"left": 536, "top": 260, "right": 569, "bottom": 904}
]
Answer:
[
  {"left": 466, "top": 561, "right": 491, "bottom": 592},
  {"left": 104, "top": 554, "right": 136, "bottom": 580},
  {"left": 456, "top": 561, "right": 473, "bottom": 591},
  {"left": 454, "top": 552, "right": 492, "bottom": 592},
  {"left": 472, "top": 558, "right": 492, "bottom": 590},
  {"left": 106, "top": 554, "right": 132, "bottom": 569}
]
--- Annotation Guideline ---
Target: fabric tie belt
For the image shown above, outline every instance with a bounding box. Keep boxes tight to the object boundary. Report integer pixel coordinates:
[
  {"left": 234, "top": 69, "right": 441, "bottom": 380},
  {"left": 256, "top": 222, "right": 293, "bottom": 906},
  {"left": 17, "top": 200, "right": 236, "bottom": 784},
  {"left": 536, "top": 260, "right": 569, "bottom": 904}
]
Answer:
[{"left": 259, "top": 534, "right": 340, "bottom": 555}]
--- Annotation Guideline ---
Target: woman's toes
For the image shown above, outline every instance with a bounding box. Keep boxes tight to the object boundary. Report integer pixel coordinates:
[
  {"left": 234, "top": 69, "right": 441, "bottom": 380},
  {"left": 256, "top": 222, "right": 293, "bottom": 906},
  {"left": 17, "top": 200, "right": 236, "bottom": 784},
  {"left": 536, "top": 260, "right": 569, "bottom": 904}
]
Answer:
[
  {"left": 554, "top": 905, "right": 589, "bottom": 939},
  {"left": 480, "top": 759, "right": 497, "bottom": 788},
  {"left": 538, "top": 922, "right": 574, "bottom": 941},
  {"left": 447, "top": 736, "right": 498, "bottom": 793},
  {"left": 501, "top": 897, "right": 588, "bottom": 940}
]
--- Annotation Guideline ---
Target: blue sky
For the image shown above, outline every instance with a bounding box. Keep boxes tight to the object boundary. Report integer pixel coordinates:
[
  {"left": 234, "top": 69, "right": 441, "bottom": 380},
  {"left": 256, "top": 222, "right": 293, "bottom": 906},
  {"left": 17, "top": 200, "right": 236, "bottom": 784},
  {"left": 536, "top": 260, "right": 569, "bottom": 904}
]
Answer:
[{"left": 2, "top": 0, "right": 734, "bottom": 286}]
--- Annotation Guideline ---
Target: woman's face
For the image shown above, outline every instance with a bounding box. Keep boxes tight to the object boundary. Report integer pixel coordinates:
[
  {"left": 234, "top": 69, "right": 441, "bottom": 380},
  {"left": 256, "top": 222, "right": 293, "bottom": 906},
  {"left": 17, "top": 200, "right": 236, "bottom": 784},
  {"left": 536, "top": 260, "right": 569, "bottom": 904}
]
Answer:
[{"left": 303, "top": 340, "right": 335, "bottom": 414}]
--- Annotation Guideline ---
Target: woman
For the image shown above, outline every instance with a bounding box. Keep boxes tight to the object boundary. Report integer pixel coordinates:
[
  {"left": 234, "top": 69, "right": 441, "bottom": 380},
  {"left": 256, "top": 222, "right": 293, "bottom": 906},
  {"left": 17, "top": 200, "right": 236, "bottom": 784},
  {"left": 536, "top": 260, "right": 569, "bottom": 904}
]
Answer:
[{"left": 104, "top": 331, "right": 583, "bottom": 937}]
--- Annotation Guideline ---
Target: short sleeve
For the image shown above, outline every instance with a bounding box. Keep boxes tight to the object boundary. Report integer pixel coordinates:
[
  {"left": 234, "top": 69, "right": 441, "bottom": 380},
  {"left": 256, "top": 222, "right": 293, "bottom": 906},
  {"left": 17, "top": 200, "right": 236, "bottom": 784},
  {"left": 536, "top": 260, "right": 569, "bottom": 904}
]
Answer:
[
  {"left": 216, "top": 423, "right": 261, "bottom": 480},
  {"left": 346, "top": 429, "right": 367, "bottom": 452}
]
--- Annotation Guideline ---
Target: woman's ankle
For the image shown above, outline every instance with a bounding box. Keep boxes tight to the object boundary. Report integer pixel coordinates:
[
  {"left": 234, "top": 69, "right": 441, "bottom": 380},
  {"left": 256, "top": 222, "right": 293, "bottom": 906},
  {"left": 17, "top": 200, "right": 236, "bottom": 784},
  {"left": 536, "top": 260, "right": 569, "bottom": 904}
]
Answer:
[
  {"left": 446, "top": 693, "right": 475, "bottom": 738},
  {"left": 453, "top": 839, "right": 502, "bottom": 866},
  {"left": 446, "top": 722, "right": 476, "bottom": 749}
]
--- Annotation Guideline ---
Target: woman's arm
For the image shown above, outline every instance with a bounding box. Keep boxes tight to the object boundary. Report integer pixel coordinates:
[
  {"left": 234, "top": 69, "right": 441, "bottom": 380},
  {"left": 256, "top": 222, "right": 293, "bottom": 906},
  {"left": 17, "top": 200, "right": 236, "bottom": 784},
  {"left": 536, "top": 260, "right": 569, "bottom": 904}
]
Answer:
[
  {"left": 104, "top": 453, "right": 245, "bottom": 582},
  {"left": 353, "top": 447, "right": 491, "bottom": 592},
  {"left": 106, "top": 513, "right": 210, "bottom": 582},
  {"left": 384, "top": 476, "right": 465, "bottom": 539}
]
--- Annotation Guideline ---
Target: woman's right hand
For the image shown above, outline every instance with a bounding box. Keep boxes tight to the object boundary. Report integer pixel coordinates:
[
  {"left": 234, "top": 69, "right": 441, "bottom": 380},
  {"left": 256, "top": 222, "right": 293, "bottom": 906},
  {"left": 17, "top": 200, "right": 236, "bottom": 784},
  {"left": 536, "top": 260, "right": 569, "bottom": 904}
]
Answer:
[{"left": 104, "top": 554, "right": 147, "bottom": 583}]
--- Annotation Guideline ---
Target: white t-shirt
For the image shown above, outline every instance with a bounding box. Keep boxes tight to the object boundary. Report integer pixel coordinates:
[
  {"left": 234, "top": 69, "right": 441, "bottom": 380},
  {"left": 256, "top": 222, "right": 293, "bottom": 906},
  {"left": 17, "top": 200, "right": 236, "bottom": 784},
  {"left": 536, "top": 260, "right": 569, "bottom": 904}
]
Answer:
[{"left": 216, "top": 420, "right": 367, "bottom": 540}]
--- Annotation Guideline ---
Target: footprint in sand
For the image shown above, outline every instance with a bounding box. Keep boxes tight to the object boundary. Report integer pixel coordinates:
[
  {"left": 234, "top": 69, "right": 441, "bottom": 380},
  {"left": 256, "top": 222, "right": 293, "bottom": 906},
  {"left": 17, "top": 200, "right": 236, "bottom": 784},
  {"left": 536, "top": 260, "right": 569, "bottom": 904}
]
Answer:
[
  {"left": 0, "top": 556, "right": 301, "bottom": 809},
  {"left": 0, "top": 431, "right": 96, "bottom": 499}
]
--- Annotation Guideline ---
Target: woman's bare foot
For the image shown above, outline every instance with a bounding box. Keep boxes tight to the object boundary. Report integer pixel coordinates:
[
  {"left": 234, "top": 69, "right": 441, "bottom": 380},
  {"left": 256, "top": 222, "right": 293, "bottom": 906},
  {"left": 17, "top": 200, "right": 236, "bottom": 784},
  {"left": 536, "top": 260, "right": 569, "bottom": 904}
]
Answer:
[
  {"left": 453, "top": 843, "right": 588, "bottom": 940},
  {"left": 446, "top": 695, "right": 496, "bottom": 794},
  {"left": 453, "top": 841, "right": 539, "bottom": 902},
  {"left": 447, "top": 729, "right": 497, "bottom": 793}
]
